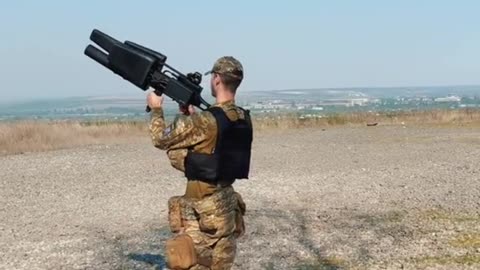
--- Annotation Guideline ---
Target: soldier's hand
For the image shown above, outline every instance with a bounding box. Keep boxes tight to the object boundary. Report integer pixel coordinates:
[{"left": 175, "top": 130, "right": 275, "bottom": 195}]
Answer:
[
  {"left": 179, "top": 104, "right": 196, "bottom": 116},
  {"left": 187, "top": 105, "right": 195, "bottom": 115},
  {"left": 147, "top": 92, "right": 164, "bottom": 109}
]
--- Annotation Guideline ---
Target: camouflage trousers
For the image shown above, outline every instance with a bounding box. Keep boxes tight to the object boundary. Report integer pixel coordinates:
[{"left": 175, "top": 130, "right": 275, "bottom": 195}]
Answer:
[{"left": 165, "top": 186, "right": 246, "bottom": 270}]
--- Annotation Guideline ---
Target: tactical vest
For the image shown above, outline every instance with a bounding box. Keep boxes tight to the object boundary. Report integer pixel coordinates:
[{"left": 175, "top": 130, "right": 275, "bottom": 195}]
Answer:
[{"left": 184, "top": 106, "right": 253, "bottom": 184}]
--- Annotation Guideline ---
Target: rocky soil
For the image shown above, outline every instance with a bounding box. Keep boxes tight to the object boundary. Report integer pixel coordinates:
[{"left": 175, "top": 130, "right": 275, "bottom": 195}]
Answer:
[{"left": 1, "top": 124, "right": 479, "bottom": 270}]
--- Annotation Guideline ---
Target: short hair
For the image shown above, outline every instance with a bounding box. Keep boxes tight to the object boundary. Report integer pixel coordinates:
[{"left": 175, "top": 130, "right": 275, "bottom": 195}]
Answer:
[{"left": 218, "top": 73, "right": 242, "bottom": 93}]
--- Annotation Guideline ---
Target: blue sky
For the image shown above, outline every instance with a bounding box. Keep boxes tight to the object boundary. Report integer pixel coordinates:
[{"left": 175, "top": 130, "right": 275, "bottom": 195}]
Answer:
[{"left": 0, "top": 0, "right": 479, "bottom": 102}]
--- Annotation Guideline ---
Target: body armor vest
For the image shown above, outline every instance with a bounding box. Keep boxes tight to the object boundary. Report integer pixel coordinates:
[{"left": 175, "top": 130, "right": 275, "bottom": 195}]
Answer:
[{"left": 184, "top": 106, "right": 253, "bottom": 184}]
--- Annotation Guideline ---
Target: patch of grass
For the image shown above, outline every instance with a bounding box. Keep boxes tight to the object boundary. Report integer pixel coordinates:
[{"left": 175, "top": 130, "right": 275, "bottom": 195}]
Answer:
[
  {"left": 357, "top": 210, "right": 406, "bottom": 225},
  {"left": 2, "top": 108, "right": 480, "bottom": 155},
  {"left": 252, "top": 108, "right": 480, "bottom": 131},
  {"left": 421, "top": 210, "right": 480, "bottom": 223},
  {"left": 381, "top": 211, "right": 405, "bottom": 223},
  {"left": 0, "top": 120, "right": 149, "bottom": 155},
  {"left": 263, "top": 262, "right": 275, "bottom": 270},
  {"left": 412, "top": 254, "right": 480, "bottom": 266},
  {"left": 455, "top": 137, "right": 480, "bottom": 144},
  {"left": 450, "top": 233, "right": 480, "bottom": 248},
  {"left": 262, "top": 256, "right": 347, "bottom": 270},
  {"left": 326, "top": 114, "right": 347, "bottom": 126},
  {"left": 388, "top": 136, "right": 436, "bottom": 144},
  {"left": 295, "top": 256, "right": 347, "bottom": 270}
]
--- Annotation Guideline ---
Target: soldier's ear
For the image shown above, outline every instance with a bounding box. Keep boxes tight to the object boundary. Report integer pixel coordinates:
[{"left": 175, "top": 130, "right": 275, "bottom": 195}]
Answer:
[{"left": 213, "top": 73, "right": 221, "bottom": 86}]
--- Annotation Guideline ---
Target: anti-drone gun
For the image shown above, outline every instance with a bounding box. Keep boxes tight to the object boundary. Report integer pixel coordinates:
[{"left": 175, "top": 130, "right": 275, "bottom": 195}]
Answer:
[{"left": 84, "top": 29, "right": 211, "bottom": 112}]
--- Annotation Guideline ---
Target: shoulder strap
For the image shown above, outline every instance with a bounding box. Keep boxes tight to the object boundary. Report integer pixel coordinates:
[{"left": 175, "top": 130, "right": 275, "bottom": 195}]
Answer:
[
  {"left": 238, "top": 107, "right": 252, "bottom": 129},
  {"left": 207, "top": 106, "right": 231, "bottom": 154},
  {"left": 207, "top": 106, "right": 231, "bottom": 127}
]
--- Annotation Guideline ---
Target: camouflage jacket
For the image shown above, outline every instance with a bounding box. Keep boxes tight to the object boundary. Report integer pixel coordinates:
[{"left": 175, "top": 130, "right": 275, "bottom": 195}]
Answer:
[{"left": 149, "top": 100, "right": 248, "bottom": 199}]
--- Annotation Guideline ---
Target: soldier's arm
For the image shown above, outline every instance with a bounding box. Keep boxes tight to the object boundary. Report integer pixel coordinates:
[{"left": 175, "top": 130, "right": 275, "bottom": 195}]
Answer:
[
  {"left": 149, "top": 108, "right": 187, "bottom": 171},
  {"left": 149, "top": 107, "right": 216, "bottom": 151},
  {"left": 166, "top": 149, "right": 188, "bottom": 172},
  {"left": 148, "top": 108, "right": 183, "bottom": 172}
]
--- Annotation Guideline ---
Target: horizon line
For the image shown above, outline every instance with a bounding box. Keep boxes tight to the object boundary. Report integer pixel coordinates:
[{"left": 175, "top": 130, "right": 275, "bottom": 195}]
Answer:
[{"left": 1, "top": 83, "right": 479, "bottom": 104}]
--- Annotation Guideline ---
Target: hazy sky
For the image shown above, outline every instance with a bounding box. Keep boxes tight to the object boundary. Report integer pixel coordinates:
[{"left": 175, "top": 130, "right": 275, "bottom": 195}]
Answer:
[{"left": 0, "top": 0, "right": 479, "bottom": 102}]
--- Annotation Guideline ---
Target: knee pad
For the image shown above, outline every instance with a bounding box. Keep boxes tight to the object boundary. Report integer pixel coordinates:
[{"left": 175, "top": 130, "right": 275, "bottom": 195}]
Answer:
[{"left": 165, "top": 233, "right": 197, "bottom": 269}]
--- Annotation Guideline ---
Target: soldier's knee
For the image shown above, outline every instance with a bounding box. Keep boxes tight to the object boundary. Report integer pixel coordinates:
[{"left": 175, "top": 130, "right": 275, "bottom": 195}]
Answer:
[{"left": 165, "top": 233, "right": 198, "bottom": 269}]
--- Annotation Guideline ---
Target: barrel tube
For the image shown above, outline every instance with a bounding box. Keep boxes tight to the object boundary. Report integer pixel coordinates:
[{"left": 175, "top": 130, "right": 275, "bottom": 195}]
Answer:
[
  {"left": 89, "top": 29, "right": 120, "bottom": 53},
  {"left": 84, "top": 45, "right": 110, "bottom": 69}
]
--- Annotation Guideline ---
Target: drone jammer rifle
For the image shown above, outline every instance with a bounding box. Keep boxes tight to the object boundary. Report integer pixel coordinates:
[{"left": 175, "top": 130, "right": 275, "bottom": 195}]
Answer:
[{"left": 84, "top": 29, "right": 211, "bottom": 112}]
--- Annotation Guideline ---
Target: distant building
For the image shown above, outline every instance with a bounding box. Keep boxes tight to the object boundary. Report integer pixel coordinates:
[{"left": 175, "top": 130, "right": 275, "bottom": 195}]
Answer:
[{"left": 434, "top": 96, "right": 461, "bottom": 102}]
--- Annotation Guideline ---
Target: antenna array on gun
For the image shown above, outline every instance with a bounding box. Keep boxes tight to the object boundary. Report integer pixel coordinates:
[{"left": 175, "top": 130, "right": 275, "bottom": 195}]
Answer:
[{"left": 84, "top": 29, "right": 211, "bottom": 111}]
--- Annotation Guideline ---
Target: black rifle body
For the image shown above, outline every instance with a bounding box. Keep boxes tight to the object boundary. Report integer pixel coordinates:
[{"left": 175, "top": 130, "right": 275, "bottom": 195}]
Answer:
[{"left": 84, "top": 29, "right": 210, "bottom": 111}]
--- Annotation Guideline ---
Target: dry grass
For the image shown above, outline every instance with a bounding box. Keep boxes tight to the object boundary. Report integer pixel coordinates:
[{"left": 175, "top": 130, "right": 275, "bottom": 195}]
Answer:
[
  {"left": 411, "top": 254, "right": 480, "bottom": 267},
  {"left": 0, "top": 120, "right": 148, "bottom": 155},
  {"left": 450, "top": 233, "right": 480, "bottom": 248},
  {"left": 1, "top": 109, "right": 479, "bottom": 155},
  {"left": 252, "top": 108, "right": 480, "bottom": 130}
]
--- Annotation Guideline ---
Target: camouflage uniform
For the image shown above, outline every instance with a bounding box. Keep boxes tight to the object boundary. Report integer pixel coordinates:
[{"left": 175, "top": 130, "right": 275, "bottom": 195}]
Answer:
[{"left": 149, "top": 57, "right": 248, "bottom": 270}]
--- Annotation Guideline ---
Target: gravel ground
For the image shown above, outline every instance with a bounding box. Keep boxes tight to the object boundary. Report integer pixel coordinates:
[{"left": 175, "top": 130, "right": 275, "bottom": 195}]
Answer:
[{"left": 1, "top": 124, "right": 479, "bottom": 270}]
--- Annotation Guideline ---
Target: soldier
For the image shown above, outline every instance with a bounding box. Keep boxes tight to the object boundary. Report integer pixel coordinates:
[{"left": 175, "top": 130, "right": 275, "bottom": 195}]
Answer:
[{"left": 146, "top": 56, "right": 253, "bottom": 270}]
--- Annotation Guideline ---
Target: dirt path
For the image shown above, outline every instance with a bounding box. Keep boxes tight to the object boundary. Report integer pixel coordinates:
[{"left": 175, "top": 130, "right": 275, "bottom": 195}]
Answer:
[{"left": 1, "top": 125, "right": 479, "bottom": 269}]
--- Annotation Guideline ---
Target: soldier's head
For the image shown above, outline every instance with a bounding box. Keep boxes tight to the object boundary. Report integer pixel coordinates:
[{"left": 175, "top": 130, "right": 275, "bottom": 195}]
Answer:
[{"left": 204, "top": 56, "right": 243, "bottom": 98}]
